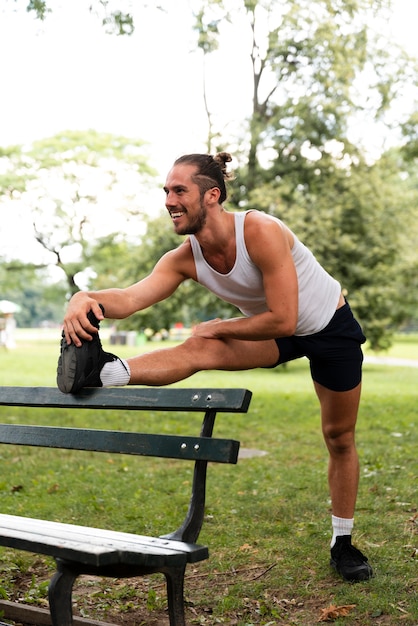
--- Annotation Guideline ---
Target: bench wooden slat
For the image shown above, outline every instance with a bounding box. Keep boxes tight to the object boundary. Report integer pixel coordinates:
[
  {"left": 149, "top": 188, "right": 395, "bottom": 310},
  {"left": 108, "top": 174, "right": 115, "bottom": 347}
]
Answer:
[
  {"left": 0, "top": 386, "right": 252, "bottom": 412},
  {"left": 0, "top": 515, "right": 208, "bottom": 568},
  {"left": 0, "top": 514, "right": 207, "bottom": 555},
  {"left": 0, "top": 424, "right": 240, "bottom": 463},
  {"left": 0, "top": 600, "right": 116, "bottom": 626}
]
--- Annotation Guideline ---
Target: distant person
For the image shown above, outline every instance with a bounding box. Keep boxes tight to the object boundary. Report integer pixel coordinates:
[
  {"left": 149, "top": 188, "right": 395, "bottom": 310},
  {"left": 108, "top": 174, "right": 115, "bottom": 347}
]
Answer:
[
  {"left": 57, "top": 151, "right": 373, "bottom": 582},
  {"left": 3, "top": 313, "right": 16, "bottom": 349}
]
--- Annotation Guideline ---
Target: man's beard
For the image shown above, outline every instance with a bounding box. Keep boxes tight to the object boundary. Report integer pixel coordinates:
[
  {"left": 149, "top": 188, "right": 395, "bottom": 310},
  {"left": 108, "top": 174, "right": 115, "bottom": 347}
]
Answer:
[{"left": 175, "top": 201, "right": 207, "bottom": 235}]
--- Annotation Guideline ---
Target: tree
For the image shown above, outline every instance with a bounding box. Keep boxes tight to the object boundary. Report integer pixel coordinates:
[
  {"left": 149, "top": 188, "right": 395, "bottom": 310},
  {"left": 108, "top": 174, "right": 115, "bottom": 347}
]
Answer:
[
  {"left": 0, "top": 261, "right": 67, "bottom": 327},
  {"left": 392, "top": 136, "right": 418, "bottom": 331},
  {"left": 0, "top": 130, "right": 157, "bottom": 297},
  {"left": 190, "top": 0, "right": 418, "bottom": 349},
  {"left": 401, "top": 111, "right": 418, "bottom": 161},
  {"left": 8, "top": 1, "right": 168, "bottom": 35},
  {"left": 193, "top": 1, "right": 415, "bottom": 186}
]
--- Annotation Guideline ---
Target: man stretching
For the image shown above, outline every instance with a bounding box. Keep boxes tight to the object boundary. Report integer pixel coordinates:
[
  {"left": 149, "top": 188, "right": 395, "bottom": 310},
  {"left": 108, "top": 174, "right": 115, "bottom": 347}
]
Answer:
[{"left": 57, "top": 151, "right": 373, "bottom": 583}]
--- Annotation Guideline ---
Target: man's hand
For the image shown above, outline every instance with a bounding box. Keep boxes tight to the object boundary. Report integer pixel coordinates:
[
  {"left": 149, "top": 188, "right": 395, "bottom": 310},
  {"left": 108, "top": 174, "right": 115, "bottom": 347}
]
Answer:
[
  {"left": 62, "top": 295, "right": 104, "bottom": 347},
  {"left": 191, "top": 318, "right": 223, "bottom": 339}
]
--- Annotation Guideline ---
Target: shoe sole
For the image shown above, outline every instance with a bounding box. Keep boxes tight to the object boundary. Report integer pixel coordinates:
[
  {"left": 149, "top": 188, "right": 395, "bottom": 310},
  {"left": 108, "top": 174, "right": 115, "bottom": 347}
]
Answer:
[
  {"left": 56, "top": 306, "right": 105, "bottom": 394},
  {"left": 57, "top": 339, "right": 87, "bottom": 394}
]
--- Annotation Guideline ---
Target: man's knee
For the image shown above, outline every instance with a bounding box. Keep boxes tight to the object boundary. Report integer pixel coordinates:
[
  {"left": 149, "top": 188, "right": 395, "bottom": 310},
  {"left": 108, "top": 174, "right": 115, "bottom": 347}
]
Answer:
[
  {"left": 181, "top": 335, "right": 229, "bottom": 365},
  {"left": 323, "top": 426, "right": 355, "bottom": 454},
  {"left": 182, "top": 335, "right": 218, "bottom": 352}
]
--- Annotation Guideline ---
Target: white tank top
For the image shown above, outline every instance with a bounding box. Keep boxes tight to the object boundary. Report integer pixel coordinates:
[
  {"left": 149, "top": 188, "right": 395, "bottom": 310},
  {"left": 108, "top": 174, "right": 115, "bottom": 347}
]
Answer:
[{"left": 189, "top": 210, "right": 341, "bottom": 336}]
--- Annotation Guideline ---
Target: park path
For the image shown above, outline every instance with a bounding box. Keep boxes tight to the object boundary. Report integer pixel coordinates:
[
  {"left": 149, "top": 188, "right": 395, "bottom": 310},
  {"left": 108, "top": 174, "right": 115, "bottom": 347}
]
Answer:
[{"left": 364, "top": 355, "right": 418, "bottom": 368}]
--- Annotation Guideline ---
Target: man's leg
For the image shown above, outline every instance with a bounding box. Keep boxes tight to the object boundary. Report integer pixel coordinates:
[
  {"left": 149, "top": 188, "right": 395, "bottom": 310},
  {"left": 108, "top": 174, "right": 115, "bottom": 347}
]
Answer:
[
  {"left": 314, "top": 381, "right": 361, "bottom": 519},
  {"left": 58, "top": 330, "right": 280, "bottom": 393},
  {"left": 126, "top": 336, "right": 279, "bottom": 385},
  {"left": 314, "top": 381, "right": 372, "bottom": 581}
]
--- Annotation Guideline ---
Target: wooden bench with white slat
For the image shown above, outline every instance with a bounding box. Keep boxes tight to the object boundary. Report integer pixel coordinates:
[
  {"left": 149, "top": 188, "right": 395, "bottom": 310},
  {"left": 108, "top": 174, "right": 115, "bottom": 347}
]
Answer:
[{"left": 0, "top": 386, "right": 252, "bottom": 626}]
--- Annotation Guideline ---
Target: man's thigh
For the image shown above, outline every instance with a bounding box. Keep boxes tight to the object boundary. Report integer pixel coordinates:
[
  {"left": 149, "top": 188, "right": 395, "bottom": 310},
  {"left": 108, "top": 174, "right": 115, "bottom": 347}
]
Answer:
[{"left": 197, "top": 336, "right": 280, "bottom": 370}]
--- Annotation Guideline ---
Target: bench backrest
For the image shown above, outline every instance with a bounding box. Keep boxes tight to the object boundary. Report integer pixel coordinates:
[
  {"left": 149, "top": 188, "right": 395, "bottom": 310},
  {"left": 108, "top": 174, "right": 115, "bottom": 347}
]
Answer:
[{"left": 0, "top": 386, "right": 252, "bottom": 543}]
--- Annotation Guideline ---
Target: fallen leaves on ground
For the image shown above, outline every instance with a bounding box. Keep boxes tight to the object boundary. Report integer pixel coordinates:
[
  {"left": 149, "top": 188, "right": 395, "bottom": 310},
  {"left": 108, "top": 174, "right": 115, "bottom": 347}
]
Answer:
[{"left": 318, "top": 603, "right": 356, "bottom": 622}]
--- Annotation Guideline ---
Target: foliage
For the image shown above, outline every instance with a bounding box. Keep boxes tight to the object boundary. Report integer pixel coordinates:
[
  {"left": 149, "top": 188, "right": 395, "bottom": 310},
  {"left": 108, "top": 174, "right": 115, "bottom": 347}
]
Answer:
[
  {"left": 0, "top": 130, "right": 156, "bottom": 296},
  {"left": 0, "top": 144, "right": 34, "bottom": 197},
  {"left": 0, "top": 263, "right": 67, "bottom": 327},
  {"left": 10, "top": 0, "right": 167, "bottom": 35},
  {"left": 191, "top": 1, "right": 416, "bottom": 173},
  {"left": 401, "top": 110, "right": 418, "bottom": 161}
]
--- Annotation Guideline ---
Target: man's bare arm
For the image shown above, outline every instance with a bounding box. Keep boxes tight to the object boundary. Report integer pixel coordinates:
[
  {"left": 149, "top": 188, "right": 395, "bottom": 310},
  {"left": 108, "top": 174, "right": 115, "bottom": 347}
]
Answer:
[{"left": 62, "top": 245, "right": 193, "bottom": 345}]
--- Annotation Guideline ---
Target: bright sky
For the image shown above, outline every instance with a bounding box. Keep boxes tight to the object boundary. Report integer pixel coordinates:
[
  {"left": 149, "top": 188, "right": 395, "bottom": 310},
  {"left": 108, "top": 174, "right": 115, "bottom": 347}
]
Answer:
[{"left": 0, "top": 0, "right": 416, "bottom": 268}]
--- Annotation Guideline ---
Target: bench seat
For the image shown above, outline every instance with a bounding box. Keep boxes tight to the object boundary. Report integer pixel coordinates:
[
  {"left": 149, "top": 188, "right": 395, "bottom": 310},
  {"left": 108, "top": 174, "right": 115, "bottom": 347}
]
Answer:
[{"left": 0, "top": 514, "right": 208, "bottom": 569}]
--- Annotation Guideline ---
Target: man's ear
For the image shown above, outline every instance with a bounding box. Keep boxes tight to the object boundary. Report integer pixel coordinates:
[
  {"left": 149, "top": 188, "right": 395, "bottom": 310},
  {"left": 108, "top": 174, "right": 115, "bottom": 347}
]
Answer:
[{"left": 205, "top": 186, "right": 221, "bottom": 204}]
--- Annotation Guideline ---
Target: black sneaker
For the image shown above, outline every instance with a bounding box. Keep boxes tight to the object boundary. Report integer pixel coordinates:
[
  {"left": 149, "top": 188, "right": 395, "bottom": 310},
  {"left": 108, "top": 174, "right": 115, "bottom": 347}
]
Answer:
[
  {"left": 330, "top": 535, "right": 373, "bottom": 582},
  {"left": 57, "top": 305, "right": 118, "bottom": 394}
]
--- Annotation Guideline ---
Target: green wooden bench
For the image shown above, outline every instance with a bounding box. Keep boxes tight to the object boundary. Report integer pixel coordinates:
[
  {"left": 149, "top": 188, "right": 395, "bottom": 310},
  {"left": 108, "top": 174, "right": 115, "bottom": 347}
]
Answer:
[{"left": 0, "top": 386, "right": 252, "bottom": 626}]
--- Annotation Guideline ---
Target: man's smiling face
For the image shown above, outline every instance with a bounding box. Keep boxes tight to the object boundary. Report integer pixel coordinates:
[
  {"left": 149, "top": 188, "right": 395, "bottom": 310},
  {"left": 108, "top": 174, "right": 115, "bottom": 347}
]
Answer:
[{"left": 163, "top": 164, "right": 208, "bottom": 235}]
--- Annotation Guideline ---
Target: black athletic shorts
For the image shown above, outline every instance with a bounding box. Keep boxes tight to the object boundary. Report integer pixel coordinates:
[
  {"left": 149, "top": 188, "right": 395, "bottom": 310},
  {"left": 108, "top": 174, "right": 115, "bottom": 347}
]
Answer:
[{"left": 269, "top": 302, "right": 366, "bottom": 392}]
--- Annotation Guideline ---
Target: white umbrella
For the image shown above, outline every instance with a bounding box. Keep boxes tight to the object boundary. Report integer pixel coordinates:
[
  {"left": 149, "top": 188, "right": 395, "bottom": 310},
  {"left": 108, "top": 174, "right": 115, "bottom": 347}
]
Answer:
[{"left": 0, "top": 300, "right": 21, "bottom": 314}]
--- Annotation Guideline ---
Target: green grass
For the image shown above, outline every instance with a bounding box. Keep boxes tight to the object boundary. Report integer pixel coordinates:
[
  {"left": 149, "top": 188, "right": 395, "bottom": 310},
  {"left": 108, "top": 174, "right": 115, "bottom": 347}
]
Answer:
[
  {"left": 0, "top": 332, "right": 417, "bottom": 625},
  {"left": 364, "top": 333, "right": 418, "bottom": 361}
]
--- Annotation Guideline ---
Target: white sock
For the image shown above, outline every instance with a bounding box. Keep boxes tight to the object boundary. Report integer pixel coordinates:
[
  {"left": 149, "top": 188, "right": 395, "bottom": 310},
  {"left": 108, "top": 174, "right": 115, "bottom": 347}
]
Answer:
[
  {"left": 331, "top": 515, "right": 354, "bottom": 548},
  {"left": 100, "top": 358, "right": 131, "bottom": 387}
]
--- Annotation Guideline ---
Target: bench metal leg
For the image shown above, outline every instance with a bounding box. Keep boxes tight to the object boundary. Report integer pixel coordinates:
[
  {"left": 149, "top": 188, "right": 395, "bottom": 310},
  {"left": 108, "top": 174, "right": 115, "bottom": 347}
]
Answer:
[
  {"left": 48, "top": 559, "right": 78, "bottom": 626},
  {"left": 164, "top": 565, "right": 187, "bottom": 626}
]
